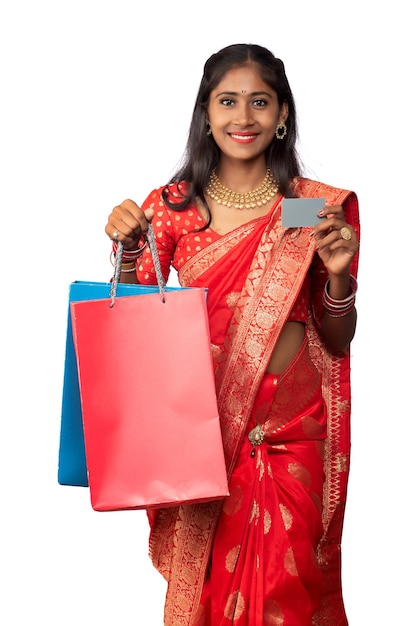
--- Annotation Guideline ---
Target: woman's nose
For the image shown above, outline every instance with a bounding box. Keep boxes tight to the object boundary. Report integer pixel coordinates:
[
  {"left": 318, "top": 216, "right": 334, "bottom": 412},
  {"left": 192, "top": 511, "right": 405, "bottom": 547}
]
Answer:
[{"left": 233, "top": 104, "right": 254, "bottom": 126}]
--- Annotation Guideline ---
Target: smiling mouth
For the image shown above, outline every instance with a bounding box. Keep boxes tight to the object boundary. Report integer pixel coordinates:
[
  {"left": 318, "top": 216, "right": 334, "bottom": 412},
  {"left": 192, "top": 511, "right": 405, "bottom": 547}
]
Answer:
[{"left": 229, "top": 133, "right": 258, "bottom": 142}]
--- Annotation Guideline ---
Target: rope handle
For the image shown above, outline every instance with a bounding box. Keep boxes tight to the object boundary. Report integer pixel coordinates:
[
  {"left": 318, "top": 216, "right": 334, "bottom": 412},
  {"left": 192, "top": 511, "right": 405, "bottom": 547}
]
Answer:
[{"left": 109, "top": 223, "right": 166, "bottom": 306}]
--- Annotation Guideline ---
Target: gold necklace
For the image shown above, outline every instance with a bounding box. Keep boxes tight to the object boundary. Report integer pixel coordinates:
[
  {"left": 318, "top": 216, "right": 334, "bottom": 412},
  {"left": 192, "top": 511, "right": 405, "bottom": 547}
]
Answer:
[{"left": 205, "top": 168, "right": 279, "bottom": 210}]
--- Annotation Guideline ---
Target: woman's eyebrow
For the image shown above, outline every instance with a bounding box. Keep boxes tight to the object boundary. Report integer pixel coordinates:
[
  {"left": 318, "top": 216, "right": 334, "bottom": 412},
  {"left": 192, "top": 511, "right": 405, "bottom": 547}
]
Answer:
[{"left": 214, "top": 90, "right": 272, "bottom": 98}]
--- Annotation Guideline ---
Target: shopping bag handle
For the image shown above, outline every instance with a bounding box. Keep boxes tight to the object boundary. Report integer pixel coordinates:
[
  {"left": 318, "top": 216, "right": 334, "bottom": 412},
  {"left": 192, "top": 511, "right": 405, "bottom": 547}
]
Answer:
[{"left": 109, "top": 224, "right": 166, "bottom": 306}]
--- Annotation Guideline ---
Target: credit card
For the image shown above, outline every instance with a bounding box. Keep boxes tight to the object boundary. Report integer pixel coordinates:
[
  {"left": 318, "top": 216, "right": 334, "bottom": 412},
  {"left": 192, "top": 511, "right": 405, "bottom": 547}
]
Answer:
[{"left": 281, "top": 198, "right": 326, "bottom": 227}]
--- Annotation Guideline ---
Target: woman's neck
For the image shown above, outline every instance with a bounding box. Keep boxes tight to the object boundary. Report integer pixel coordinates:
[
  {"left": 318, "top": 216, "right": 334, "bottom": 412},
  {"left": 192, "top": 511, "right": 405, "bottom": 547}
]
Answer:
[{"left": 215, "top": 158, "right": 269, "bottom": 192}]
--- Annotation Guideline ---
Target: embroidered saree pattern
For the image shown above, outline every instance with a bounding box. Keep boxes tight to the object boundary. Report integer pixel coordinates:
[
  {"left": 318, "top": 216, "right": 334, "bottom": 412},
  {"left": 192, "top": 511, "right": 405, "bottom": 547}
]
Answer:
[
  {"left": 144, "top": 178, "right": 360, "bottom": 625},
  {"left": 198, "top": 339, "right": 327, "bottom": 625}
]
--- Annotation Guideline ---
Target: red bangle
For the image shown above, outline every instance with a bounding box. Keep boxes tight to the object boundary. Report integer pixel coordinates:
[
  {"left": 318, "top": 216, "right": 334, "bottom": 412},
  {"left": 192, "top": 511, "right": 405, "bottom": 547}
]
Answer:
[
  {"left": 111, "top": 237, "right": 147, "bottom": 263},
  {"left": 322, "top": 275, "right": 357, "bottom": 317}
]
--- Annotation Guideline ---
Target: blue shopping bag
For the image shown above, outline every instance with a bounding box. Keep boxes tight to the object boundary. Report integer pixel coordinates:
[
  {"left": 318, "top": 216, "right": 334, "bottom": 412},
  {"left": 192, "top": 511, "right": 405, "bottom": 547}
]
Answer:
[{"left": 57, "top": 280, "right": 183, "bottom": 487}]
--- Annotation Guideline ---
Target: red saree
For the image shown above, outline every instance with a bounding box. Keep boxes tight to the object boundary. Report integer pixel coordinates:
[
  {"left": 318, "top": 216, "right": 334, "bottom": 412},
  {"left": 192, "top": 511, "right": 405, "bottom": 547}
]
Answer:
[{"left": 141, "top": 178, "right": 360, "bottom": 625}]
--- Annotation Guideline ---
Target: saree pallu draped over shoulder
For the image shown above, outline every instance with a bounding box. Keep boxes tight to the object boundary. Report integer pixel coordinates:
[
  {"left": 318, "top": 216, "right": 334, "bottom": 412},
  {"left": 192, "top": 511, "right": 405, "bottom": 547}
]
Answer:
[{"left": 148, "top": 178, "right": 360, "bottom": 626}]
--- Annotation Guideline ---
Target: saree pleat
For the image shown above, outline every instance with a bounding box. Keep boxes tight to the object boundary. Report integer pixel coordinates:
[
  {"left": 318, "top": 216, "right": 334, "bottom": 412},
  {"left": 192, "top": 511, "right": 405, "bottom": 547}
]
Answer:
[
  {"left": 146, "top": 178, "right": 360, "bottom": 625},
  {"left": 203, "top": 339, "right": 327, "bottom": 625}
]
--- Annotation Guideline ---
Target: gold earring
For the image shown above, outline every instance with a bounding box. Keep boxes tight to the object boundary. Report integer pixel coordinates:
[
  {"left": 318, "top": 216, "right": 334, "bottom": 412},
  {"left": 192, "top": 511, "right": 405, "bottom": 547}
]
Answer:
[
  {"left": 206, "top": 119, "right": 212, "bottom": 136},
  {"left": 275, "top": 122, "right": 287, "bottom": 140}
]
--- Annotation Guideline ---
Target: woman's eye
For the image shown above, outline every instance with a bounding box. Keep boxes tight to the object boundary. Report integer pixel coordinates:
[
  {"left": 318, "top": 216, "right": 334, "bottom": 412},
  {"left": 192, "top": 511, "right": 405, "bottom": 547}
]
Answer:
[
  {"left": 253, "top": 99, "right": 267, "bottom": 107},
  {"left": 220, "top": 98, "right": 235, "bottom": 106}
]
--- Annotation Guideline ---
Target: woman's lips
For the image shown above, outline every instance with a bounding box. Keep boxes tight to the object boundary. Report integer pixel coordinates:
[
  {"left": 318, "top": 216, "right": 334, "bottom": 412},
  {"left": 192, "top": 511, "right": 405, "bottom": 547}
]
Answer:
[{"left": 229, "top": 133, "right": 258, "bottom": 144}]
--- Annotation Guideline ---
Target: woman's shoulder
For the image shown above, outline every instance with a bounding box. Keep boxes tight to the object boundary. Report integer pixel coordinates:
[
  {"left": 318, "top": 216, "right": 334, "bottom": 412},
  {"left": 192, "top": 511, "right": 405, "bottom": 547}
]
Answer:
[
  {"left": 142, "top": 181, "right": 190, "bottom": 201},
  {"left": 141, "top": 181, "right": 193, "bottom": 210},
  {"left": 292, "top": 176, "right": 356, "bottom": 205},
  {"left": 140, "top": 181, "right": 205, "bottom": 235}
]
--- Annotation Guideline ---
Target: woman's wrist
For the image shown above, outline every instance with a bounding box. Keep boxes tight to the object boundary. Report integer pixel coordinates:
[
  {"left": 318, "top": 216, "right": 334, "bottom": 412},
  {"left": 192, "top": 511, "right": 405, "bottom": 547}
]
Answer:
[
  {"left": 110, "top": 237, "right": 147, "bottom": 268},
  {"left": 324, "top": 271, "right": 353, "bottom": 300},
  {"left": 322, "top": 274, "right": 357, "bottom": 318},
  {"left": 111, "top": 237, "right": 147, "bottom": 261},
  {"left": 121, "top": 261, "right": 137, "bottom": 273}
]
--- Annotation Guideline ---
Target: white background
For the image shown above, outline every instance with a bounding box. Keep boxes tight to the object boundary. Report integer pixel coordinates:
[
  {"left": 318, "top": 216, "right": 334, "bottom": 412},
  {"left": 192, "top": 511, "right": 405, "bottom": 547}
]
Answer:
[{"left": 1, "top": 1, "right": 416, "bottom": 624}]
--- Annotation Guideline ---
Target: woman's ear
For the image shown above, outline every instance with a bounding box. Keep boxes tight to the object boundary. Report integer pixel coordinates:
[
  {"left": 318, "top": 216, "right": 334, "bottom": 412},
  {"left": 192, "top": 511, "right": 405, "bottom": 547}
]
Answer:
[{"left": 279, "top": 101, "right": 289, "bottom": 124}]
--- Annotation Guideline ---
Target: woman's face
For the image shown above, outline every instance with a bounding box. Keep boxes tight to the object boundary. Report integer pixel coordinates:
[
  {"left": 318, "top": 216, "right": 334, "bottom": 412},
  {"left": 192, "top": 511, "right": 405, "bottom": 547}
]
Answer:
[{"left": 207, "top": 63, "right": 286, "bottom": 163}]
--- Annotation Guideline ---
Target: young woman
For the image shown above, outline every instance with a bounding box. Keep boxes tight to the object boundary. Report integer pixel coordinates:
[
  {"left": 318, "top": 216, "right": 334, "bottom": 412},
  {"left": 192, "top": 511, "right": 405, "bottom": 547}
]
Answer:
[{"left": 105, "top": 43, "right": 360, "bottom": 626}]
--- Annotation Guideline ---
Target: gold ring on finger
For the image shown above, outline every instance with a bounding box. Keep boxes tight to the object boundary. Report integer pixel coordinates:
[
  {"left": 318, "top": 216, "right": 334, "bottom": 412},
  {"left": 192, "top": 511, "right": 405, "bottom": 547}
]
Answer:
[{"left": 340, "top": 226, "right": 352, "bottom": 241}]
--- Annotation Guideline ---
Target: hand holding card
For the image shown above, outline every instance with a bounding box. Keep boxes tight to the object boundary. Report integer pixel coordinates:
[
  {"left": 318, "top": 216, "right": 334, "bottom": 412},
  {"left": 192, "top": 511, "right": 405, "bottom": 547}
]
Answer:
[{"left": 281, "top": 198, "right": 326, "bottom": 227}]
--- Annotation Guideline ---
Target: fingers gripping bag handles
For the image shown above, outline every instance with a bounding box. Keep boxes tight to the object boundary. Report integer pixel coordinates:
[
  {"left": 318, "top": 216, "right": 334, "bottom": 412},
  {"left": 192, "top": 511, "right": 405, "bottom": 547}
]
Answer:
[
  {"left": 69, "top": 225, "right": 229, "bottom": 511},
  {"left": 57, "top": 236, "right": 182, "bottom": 487}
]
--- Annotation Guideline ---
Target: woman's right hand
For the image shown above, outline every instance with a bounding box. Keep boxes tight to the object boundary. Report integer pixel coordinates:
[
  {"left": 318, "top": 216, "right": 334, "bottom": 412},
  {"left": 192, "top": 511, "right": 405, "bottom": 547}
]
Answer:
[{"left": 105, "top": 199, "right": 154, "bottom": 250}]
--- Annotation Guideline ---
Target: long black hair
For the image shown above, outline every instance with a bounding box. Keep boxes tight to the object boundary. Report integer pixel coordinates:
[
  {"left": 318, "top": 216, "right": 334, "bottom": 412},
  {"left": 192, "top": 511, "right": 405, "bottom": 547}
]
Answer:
[{"left": 162, "top": 43, "right": 302, "bottom": 216}]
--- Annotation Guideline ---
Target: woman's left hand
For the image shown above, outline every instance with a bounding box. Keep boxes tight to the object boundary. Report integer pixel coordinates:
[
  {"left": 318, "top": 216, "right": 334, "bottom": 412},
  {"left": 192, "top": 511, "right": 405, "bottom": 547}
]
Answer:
[{"left": 313, "top": 204, "right": 359, "bottom": 275}]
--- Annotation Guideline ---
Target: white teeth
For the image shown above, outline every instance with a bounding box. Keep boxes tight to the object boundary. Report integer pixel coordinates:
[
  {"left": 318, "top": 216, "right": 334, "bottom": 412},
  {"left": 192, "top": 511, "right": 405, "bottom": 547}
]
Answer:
[{"left": 230, "top": 134, "right": 256, "bottom": 140}]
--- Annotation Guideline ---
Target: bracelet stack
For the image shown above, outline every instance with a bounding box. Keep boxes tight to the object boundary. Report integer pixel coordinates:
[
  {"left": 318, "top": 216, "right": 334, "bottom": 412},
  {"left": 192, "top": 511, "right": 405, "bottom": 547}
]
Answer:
[
  {"left": 110, "top": 238, "right": 148, "bottom": 272},
  {"left": 120, "top": 263, "right": 137, "bottom": 273},
  {"left": 322, "top": 275, "right": 358, "bottom": 317}
]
